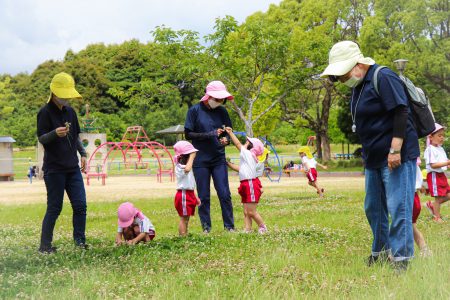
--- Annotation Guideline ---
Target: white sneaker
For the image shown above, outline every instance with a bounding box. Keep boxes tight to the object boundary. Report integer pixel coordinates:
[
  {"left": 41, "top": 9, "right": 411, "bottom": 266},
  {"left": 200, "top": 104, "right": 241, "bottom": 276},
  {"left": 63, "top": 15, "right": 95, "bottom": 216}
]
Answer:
[{"left": 258, "top": 225, "right": 268, "bottom": 234}]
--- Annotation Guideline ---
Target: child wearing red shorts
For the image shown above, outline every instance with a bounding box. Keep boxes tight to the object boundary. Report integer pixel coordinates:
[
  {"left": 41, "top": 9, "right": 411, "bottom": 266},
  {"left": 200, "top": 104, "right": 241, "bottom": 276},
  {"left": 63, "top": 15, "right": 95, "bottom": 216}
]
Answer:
[
  {"left": 173, "top": 141, "right": 201, "bottom": 236},
  {"left": 225, "top": 128, "right": 267, "bottom": 234},
  {"left": 298, "top": 146, "right": 328, "bottom": 197},
  {"left": 413, "top": 160, "right": 431, "bottom": 256},
  {"left": 424, "top": 123, "right": 450, "bottom": 223}
]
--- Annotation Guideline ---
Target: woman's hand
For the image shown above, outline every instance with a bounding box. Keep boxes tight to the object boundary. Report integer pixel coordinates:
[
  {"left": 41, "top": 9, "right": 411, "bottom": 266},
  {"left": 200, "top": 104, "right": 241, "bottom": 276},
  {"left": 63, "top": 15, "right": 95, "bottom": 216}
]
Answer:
[{"left": 55, "top": 127, "right": 68, "bottom": 137}]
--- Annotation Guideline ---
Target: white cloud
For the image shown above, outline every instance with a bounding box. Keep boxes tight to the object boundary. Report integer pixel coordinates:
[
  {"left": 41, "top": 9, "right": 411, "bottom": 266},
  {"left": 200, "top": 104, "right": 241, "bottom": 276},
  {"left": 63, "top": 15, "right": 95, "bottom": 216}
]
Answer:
[{"left": 0, "top": 0, "right": 281, "bottom": 75}]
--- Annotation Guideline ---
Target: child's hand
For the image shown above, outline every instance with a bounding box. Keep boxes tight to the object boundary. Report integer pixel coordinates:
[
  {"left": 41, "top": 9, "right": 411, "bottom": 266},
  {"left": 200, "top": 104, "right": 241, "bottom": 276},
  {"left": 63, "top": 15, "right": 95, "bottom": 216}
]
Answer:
[
  {"left": 127, "top": 239, "right": 136, "bottom": 245},
  {"left": 197, "top": 199, "right": 201, "bottom": 206},
  {"left": 224, "top": 127, "right": 233, "bottom": 134},
  {"left": 323, "top": 165, "right": 328, "bottom": 170},
  {"left": 115, "top": 238, "right": 123, "bottom": 246}
]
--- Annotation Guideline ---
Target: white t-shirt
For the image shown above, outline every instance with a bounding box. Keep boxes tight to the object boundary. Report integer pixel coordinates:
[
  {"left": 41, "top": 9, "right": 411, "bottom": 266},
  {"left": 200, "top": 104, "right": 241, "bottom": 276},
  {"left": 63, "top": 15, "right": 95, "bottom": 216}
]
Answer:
[
  {"left": 239, "top": 148, "right": 257, "bottom": 181},
  {"left": 424, "top": 145, "right": 448, "bottom": 173},
  {"left": 415, "top": 166, "right": 423, "bottom": 190},
  {"left": 117, "top": 215, "right": 155, "bottom": 233},
  {"left": 256, "top": 162, "right": 265, "bottom": 178},
  {"left": 175, "top": 164, "right": 196, "bottom": 190},
  {"left": 301, "top": 156, "right": 317, "bottom": 170}
]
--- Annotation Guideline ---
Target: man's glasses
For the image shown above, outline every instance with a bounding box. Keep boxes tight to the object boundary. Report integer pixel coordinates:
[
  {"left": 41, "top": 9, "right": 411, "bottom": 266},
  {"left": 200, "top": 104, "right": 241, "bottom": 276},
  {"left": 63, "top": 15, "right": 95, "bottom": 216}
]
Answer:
[{"left": 328, "top": 75, "right": 339, "bottom": 82}]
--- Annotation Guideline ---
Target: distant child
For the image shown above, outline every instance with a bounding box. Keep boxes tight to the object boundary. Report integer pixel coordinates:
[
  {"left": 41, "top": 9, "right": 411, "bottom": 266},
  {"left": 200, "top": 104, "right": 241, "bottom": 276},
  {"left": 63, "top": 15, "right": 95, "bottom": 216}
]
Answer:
[
  {"left": 423, "top": 123, "right": 450, "bottom": 223},
  {"left": 298, "top": 146, "right": 328, "bottom": 197},
  {"left": 27, "top": 165, "right": 37, "bottom": 184},
  {"left": 413, "top": 158, "right": 431, "bottom": 256},
  {"left": 225, "top": 128, "right": 267, "bottom": 234},
  {"left": 173, "top": 141, "right": 201, "bottom": 236},
  {"left": 115, "top": 202, "right": 156, "bottom": 245}
]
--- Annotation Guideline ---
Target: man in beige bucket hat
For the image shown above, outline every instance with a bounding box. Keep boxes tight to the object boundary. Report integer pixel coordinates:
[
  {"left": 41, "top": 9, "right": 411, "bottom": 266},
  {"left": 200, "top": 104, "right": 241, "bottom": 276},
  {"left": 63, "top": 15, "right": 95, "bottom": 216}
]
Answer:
[{"left": 322, "top": 41, "right": 420, "bottom": 272}]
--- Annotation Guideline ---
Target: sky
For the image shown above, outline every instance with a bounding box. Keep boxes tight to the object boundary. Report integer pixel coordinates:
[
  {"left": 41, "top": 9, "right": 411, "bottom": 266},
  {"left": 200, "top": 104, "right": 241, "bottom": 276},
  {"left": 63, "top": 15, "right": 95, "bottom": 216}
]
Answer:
[{"left": 0, "top": 0, "right": 282, "bottom": 75}]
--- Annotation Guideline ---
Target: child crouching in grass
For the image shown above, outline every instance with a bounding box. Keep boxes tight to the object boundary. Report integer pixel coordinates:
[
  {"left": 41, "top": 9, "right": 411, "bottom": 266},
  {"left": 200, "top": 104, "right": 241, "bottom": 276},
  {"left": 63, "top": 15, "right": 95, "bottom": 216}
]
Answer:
[
  {"left": 173, "top": 141, "right": 201, "bottom": 236},
  {"left": 115, "top": 202, "right": 156, "bottom": 245},
  {"left": 225, "top": 127, "right": 267, "bottom": 234}
]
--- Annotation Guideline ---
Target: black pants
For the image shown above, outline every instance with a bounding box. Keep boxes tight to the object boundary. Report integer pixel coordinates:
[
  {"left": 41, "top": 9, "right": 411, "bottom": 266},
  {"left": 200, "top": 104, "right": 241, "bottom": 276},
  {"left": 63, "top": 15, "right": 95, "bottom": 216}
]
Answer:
[{"left": 40, "top": 170, "right": 87, "bottom": 247}]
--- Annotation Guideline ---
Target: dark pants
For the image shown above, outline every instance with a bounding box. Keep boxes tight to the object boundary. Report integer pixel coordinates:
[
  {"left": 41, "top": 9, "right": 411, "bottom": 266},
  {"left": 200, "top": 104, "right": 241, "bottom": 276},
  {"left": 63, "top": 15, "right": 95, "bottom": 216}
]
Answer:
[
  {"left": 40, "top": 170, "right": 87, "bottom": 248},
  {"left": 194, "top": 164, "right": 234, "bottom": 231}
]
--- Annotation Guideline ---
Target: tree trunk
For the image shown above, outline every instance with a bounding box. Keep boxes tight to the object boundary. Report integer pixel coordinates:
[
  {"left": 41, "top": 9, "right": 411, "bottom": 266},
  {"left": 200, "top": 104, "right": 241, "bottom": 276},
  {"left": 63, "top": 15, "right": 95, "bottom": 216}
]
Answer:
[{"left": 320, "top": 133, "right": 331, "bottom": 161}]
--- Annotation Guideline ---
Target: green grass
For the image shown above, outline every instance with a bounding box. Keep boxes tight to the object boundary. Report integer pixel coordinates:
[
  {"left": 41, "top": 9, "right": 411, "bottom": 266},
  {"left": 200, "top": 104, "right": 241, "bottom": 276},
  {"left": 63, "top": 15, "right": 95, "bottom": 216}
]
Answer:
[{"left": 0, "top": 188, "right": 448, "bottom": 299}]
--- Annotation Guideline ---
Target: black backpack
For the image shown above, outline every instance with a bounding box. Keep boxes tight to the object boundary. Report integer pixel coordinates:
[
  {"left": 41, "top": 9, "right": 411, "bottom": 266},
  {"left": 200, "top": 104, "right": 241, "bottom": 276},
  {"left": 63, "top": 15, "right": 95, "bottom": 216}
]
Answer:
[{"left": 373, "top": 66, "right": 435, "bottom": 138}]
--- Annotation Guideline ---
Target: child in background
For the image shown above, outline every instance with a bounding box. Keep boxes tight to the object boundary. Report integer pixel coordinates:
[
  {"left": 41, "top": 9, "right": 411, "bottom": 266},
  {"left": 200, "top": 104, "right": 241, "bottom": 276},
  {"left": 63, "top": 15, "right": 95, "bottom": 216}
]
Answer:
[
  {"left": 173, "top": 141, "right": 201, "bottom": 236},
  {"left": 413, "top": 158, "right": 432, "bottom": 256},
  {"left": 424, "top": 123, "right": 450, "bottom": 223},
  {"left": 115, "top": 202, "right": 156, "bottom": 245},
  {"left": 298, "top": 146, "right": 328, "bottom": 197},
  {"left": 225, "top": 128, "right": 267, "bottom": 234}
]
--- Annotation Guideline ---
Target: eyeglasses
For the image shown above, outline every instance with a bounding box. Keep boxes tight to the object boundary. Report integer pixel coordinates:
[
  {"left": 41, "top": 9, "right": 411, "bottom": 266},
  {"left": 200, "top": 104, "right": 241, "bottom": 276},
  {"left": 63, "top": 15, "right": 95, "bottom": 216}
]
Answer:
[{"left": 328, "top": 75, "right": 339, "bottom": 82}]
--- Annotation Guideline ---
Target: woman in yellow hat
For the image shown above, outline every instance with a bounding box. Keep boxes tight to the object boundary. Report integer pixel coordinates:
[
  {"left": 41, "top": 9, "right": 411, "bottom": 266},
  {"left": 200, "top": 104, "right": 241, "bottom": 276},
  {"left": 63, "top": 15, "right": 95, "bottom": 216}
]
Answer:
[
  {"left": 298, "top": 146, "right": 327, "bottom": 197},
  {"left": 37, "top": 72, "right": 88, "bottom": 253}
]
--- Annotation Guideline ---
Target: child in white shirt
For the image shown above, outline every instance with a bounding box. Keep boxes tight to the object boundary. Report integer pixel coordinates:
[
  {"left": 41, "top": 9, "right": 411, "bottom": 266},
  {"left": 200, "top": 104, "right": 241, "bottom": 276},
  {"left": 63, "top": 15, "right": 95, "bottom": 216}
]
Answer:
[
  {"left": 115, "top": 202, "right": 156, "bottom": 245},
  {"left": 173, "top": 141, "right": 201, "bottom": 236},
  {"left": 225, "top": 128, "right": 267, "bottom": 234},
  {"left": 298, "top": 146, "right": 328, "bottom": 197},
  {"left": 423, "top": 123, "right": 450, "bottom": 223}
]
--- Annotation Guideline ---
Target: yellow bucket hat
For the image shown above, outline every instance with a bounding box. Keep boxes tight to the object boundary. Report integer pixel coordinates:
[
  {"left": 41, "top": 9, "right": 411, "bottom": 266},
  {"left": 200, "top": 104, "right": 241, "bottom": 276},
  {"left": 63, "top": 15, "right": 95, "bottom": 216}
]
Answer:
[
  {"left": 297, "top": 146, "right": 313, "bottom": 159},
  {"left": 48, "top": 72, "right": 82, "bottom": 102},
  {"left": 258, "top": 147, "right": 271, "bottom": 162}
]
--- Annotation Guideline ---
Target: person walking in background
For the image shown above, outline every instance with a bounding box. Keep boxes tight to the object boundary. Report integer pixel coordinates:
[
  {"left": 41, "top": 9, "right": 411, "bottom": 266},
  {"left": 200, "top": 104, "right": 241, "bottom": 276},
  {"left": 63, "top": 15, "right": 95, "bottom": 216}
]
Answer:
[
  {"left": 173, "top": 141, "right": 201, "bottom": 236},
  {"left": 225, "top": 128, "right": 267, "bottom": 234},
  {"left": 298, "top": 146, "right": 328, "bottom": 197},
  {"left": 424, "top": 123, "right": 450, "bottom": 223},
  {"left": 184, "top": 81, "right": 235, "bottom": 233},
  {"left": 321, "top": 41, "right": 420, "bottom": 271},
  {"left": 37, "top": 72, "right": 88, "bottom": 253}
]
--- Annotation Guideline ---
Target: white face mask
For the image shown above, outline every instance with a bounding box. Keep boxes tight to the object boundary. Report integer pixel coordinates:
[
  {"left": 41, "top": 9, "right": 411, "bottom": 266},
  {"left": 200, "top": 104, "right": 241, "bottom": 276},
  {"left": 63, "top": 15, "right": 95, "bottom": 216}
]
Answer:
[
  {"left": 208, "top": 99, "right": 222, "bottom": 109},
  {"left": 343, "top": 75, "right": 363, "bottom": 88}
]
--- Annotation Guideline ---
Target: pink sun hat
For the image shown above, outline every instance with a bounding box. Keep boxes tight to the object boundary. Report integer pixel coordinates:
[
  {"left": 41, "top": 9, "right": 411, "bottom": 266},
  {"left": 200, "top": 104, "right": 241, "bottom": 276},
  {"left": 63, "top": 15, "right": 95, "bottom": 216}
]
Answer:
[
  {"left": 247, "top": 137, "right": 264, "bottom": 160},
  {"left": 200, "top": 81, "right": 234, "bottom": 102},
  {"left": 173, "top": 141, "right": 198, "bottom": 163},
  {"left": 431, "top": 123, "right": 444, "bottom": 134},
  {"left": 118, "top": 202, "right": 138, "bottom": 228}
]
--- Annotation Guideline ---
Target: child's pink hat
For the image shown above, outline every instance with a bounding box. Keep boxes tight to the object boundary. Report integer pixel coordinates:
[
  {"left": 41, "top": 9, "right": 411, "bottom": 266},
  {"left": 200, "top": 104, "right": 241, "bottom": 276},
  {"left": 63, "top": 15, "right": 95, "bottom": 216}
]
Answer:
[
  {"left": 173, "top": 141, "right": 198, "bottom": 163},
  {"left": 200, "top": 81, "right": 234, "bottom": 102},
  {"left": 173, "top": 141, "right": 198, "bottom": 156},
  {"left": 247, "top": 137, "right": 264, "bottom": 159},
  {"left": 431, "top": 123, "right": 445, "bottom": 134},
  {"left": 118, "top": 202, "right": 137, "bottom": 228}
]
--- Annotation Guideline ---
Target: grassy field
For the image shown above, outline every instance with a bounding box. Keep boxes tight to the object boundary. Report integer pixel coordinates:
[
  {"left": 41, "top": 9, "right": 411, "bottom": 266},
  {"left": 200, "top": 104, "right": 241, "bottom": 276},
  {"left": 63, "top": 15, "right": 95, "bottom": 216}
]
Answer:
[{"left": 0, "top": 176, "right": 448, "bottom": 299}]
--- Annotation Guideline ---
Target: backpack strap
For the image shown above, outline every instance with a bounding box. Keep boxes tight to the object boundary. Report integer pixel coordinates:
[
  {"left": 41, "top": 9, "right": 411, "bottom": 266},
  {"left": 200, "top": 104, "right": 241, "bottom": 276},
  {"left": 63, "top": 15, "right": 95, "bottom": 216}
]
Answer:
[{"left": 373, "top": 65, "right": 387, "bottom": 96}]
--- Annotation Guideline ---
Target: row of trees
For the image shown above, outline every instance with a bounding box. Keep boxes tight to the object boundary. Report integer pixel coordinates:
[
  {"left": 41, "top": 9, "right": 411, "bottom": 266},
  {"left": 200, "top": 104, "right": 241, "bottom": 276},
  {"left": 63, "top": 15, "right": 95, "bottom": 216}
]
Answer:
[{"left": 0, "top": 0, "right": 448, "bottom": 161}]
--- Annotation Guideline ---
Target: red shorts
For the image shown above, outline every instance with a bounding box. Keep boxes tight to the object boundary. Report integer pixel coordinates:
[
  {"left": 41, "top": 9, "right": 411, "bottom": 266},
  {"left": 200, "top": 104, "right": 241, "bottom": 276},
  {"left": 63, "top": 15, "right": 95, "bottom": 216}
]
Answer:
[
  {"left": 306, "top": 168, "right": 317, "bottom": 182},
  {"left": 174, "top": 190, "right": 198, "bottom": 216},
  {"left": 238, "top": 178, "right": 262, "bottom": 203},
  {"left": 427, "top": 172, "right": 450, "bottom": 197},
  {"left": 412, "top": 192, "right": 421, "bottom": 223}
]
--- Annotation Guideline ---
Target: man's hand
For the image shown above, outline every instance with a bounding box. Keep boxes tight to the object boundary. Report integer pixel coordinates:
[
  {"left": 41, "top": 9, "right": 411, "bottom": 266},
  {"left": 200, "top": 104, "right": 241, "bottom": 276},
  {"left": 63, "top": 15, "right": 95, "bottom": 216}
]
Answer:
[
  {"left": 388, "top": 153, "right": 401, "bottom": 171},
  {"left": 55, "top": 127, "right": 69, "bottom": 137},
  {"left": 80, "top": 157, "right": 87, "bottom": 173}
]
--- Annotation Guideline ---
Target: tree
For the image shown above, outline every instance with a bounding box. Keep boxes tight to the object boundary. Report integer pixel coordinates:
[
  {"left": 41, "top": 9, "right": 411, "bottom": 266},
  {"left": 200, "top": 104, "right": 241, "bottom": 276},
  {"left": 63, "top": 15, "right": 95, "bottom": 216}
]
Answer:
[{"left": 206, "top": 13, "right": 293, "bottom": 137}]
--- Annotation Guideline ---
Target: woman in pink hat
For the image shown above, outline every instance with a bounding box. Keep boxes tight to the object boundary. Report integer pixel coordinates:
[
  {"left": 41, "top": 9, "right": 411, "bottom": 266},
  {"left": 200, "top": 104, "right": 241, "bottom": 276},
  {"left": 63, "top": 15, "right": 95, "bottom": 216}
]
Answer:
[
  {"left": 173, "top": 140, "right": 201, "bottom": 236},
  {"left": 184, "top": 81, "right": 235, "bottom": 233},
  {"left": 115, "top": 202, "right": 156, "bottom": 245},
  {"left": 423, "top": 123, "right": 450, "bottom": 223}
]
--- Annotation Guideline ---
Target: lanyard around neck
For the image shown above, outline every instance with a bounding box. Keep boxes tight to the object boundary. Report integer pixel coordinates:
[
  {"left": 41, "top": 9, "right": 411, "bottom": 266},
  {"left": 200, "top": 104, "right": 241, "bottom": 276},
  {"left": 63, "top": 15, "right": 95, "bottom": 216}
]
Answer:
[{"left": 350, "top": 82, "right": 366, "bottom": 133}]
